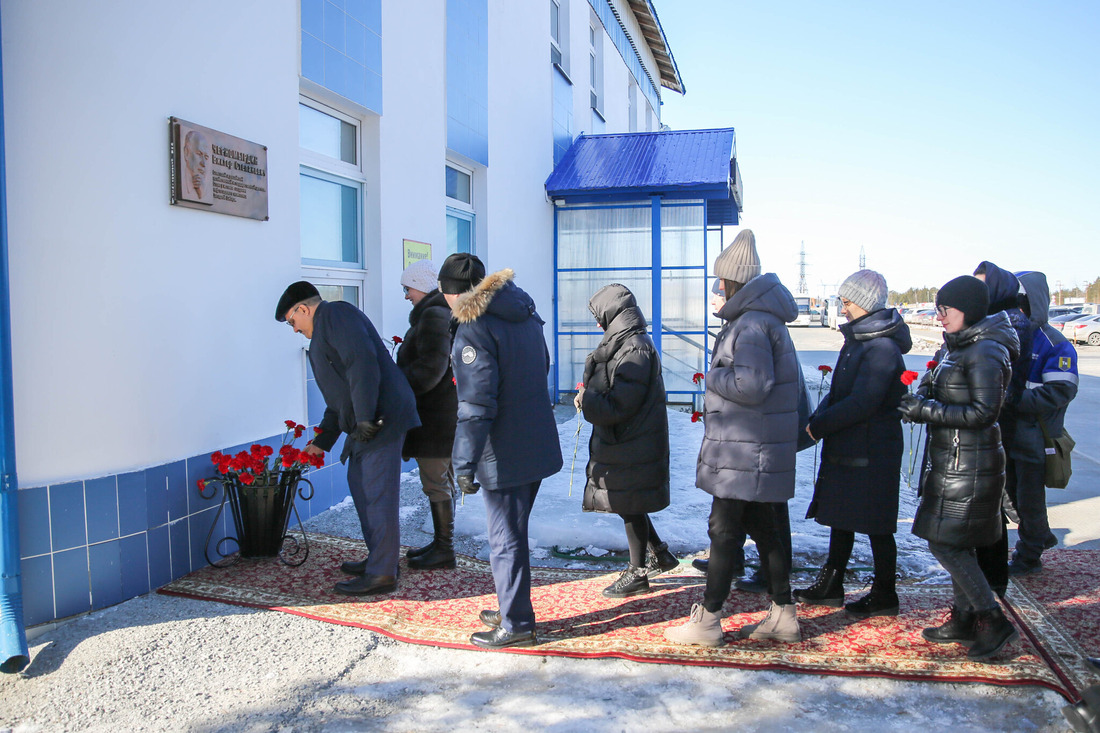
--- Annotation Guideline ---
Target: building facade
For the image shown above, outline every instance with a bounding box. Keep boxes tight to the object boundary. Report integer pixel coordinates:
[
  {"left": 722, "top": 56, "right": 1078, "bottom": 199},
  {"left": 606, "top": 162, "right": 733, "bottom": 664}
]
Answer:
[{"left": 0, "top": 0, "right": 694, "bottom": 627}]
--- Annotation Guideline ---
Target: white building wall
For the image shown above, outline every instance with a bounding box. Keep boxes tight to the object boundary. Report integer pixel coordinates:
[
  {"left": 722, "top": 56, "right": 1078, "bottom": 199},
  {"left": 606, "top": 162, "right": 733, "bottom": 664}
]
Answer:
[
  {"left": 1, "top": 0, "right": 302, "bottom": 486},
  {"left": 485, "top": 0, "right": 555, "bottom": 318},
  {"left": 375, "top": 0, "right": 448, "bottom": 343}
]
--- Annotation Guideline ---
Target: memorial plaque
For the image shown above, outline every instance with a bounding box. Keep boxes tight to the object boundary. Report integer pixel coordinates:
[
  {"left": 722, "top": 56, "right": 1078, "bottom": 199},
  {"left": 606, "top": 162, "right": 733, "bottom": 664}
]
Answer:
[{"left": 169, "top": 117, "right": 269, "bottom": 221}]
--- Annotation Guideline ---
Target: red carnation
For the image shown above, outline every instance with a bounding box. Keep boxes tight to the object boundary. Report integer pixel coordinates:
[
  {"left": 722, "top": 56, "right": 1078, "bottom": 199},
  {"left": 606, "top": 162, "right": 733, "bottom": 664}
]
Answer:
[
  {"left": 313, "top": 426, "right": 323, "bottom": 435},
  {"left": 284, "top": 419, "right": 297, "bottom": 429},
  {"left": 576, "top": 382, "right": 584, "bottom": 390},
  {"left": 926, "top": 360, "right": 938, "bottom": 370},
  {"left": 239, "top": 473, "right": 255, "bottom": 486},
  {"left": 294, "top": 425, "right": 304, "bottom": 438},
  {"left": 261, "top": 445, "right": 274, "bottom": 458},
  {"left": 691, "top": 411, "right": 703, "bottom": 423},
  {"left": 211, "top": 451, "right": 224, "bottom": 463},
  {"left": 392, "top": 336, "right": 403, "bottom": 345},
  {"left": 692, "top": 372, "right": 704, "bottom": 385},
  {"left": 196, "top": 479, "right": 206, "bottom": 492},
  {"left": 818, "top": 365, "right": 833, "bottom": 375},
  {"left": 900, "top": 370, "right": 919, "bottom": 386}
]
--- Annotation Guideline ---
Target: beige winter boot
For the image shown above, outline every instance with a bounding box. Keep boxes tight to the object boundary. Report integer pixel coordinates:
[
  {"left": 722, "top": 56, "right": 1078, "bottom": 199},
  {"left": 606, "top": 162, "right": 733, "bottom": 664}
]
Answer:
[
  {"left": 744, "top": 602, "right": 801, "bottom": 643},
  {"left": 664, "top": 603, "right": 725, "bottom": 647}
]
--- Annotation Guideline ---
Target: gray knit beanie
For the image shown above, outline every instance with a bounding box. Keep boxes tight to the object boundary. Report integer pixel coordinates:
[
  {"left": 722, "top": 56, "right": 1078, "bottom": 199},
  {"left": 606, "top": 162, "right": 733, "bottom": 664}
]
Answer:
[
  {"left": 838, "top": 269, "right": 888, "bottom": 313},
  {"left": 400, "top": 259, "right": 439, "bottom": 294},
  {"left": 713, "top": 229, "right": 761, "bottom": 283}
]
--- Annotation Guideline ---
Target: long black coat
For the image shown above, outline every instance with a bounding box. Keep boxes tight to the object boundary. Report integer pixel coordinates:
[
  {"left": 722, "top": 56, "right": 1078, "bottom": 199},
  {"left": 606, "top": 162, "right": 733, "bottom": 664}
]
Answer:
[
  {"left": 449, "top": 270, "right": 563, "bottom": 490},
  {"left": 579, "top": 284, "right": 670, "bottom": 515},
  {"left": 806, "top": 308, "right": 912, "bottom": 535},
  {"left": 907, "top": 312, "right": 1020, "bottom": 548},
  {"left": 396, "top": 290, "right": 457, "bottom": 459},
  {"left": 308, "top": 301, "right": 419, "bottom": 457}
]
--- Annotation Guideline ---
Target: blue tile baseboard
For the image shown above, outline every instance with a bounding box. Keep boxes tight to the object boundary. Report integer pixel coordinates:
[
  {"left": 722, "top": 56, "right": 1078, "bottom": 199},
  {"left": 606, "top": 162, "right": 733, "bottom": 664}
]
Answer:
[{"left": 16, "top": 429, "right": 351, "bottom": 626}]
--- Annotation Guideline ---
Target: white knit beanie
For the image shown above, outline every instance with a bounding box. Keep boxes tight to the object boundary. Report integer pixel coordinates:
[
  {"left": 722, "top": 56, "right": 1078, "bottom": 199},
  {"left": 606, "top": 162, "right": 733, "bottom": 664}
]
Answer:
[
  {"left": 713, "top": 229, "right": 761, "bottom": 283},
  {"left": 400, "top": 259, "right": 439, "bottom": 294}
]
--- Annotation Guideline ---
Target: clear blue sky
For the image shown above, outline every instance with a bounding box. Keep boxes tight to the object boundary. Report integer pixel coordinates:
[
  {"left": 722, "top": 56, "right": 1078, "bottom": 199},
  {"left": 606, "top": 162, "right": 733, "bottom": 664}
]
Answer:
[{"left": 657, "top": 1, "right": 1100, "bottom": 297}]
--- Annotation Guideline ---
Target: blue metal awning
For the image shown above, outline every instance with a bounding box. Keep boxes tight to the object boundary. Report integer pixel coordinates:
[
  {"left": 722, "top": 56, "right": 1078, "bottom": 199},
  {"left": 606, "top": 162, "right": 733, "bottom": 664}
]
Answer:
[{"left": 545, "top": 128, "right": 742, "bottom": 224}]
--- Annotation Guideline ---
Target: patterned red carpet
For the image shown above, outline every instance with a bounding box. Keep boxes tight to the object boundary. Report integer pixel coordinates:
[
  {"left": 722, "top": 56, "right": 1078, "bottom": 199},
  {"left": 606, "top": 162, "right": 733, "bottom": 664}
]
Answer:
[{"left": 160, "top": 534, "right": 1100, "bottom": 700}]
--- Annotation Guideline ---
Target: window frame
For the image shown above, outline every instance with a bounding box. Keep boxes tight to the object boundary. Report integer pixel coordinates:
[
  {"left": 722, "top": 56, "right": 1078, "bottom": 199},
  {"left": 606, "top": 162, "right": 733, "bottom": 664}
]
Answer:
[{"left": 299, "top": 95, "right": 369, "bottom": 308}]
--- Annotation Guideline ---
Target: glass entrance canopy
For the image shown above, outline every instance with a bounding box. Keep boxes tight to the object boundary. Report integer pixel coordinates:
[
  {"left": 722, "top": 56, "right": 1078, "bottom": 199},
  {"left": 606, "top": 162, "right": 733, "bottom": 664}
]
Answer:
[{"left": 545, "top": 129, "right": 742, "bottom": 406}]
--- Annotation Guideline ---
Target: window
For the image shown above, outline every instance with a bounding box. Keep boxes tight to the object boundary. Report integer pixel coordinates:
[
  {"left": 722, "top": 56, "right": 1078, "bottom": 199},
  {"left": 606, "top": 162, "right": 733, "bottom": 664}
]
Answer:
[
  {"left": 588, "top": 13, "right": 603, "bottom": 113},
  {"left": 550, "top": 0, "right": 569, "bottom": 74},
  {"left": 446, "top": 161, "right": 475, "bottom": 255},
  {"left": 445, "top": 165, "right": 471, "bottom": 204},
  {"left": 299, "top": 99, "right": 365, "bottom": 307}
]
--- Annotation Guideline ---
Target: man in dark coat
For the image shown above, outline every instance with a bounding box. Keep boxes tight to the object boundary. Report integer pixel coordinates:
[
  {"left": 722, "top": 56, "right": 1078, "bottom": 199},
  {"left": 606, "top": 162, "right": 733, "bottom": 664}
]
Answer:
[
  {"left": 276, "top": 281, "right": 419, "bottom": 596},
  {"left": 798, "top": 269, "right": 911, "bottom": 618},
  {"left": 1003, "top": 271, "right": 1078, "bottom": 575},
  {"left": 577, "top": 283, "right": 676, "bottom": 598},
  {"left": 441, "top": 254, "right": 563, "bottom": 649},
  {"left": 396, "top": 260, "right": 458, "bottom": 571}
]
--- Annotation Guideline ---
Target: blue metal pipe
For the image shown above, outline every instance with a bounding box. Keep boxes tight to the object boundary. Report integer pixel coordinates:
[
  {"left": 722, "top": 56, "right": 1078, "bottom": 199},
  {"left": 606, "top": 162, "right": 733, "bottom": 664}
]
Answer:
[
  {"left": 650, "top": 195, "right": 661, "bottom": 356},
  {"left": 0, "top": 14, "right": 31, "bottom": 673}
]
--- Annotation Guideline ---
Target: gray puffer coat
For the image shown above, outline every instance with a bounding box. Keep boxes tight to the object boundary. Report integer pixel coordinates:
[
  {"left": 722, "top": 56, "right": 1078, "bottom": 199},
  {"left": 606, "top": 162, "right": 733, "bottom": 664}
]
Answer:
[
  {"left": 907, "top": 312, "right": 1021, "bottom": 548},
  {"left": 580, "top": 284, "right": 670, "bottom": 515},
  {"left": 696, "top": 273, "right": 800, "bottom": 502}
]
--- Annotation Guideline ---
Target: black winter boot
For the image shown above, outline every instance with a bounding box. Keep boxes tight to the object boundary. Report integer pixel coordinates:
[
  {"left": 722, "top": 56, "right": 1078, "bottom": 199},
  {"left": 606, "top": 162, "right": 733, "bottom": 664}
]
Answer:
[
  {"left": 602, "top": 565, "right": 650, "bottom": 598},
  {"left": 922, "top": 606, "right": 978, "bottom": 645},
  {"left": 967, "top": 606, "right": 1019, "bottom": 661},
  {"left": 408, "top": 501, "right": 455, "bottom": 570},
  {"left": 795, "top": 565, "right": 845, "bottom": 607},
  {"left": 844, "top": 585, "right": 899, "bottom": 618},
  {"left": 645, "top": 541, "right": 679, "bottom": 577}
]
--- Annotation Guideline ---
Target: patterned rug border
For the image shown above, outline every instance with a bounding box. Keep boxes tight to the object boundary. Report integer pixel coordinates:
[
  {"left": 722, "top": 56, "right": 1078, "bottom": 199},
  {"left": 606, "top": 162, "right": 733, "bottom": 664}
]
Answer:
[{"left": 158, "top": 534, "right": 1099, "bottom": 701}]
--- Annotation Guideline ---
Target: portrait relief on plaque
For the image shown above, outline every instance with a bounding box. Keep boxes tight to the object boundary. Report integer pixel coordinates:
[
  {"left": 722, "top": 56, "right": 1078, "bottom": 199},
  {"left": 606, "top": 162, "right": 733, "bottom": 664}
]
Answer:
[{"left": 169, "top": 117, "right": 269, "bottom": 221}]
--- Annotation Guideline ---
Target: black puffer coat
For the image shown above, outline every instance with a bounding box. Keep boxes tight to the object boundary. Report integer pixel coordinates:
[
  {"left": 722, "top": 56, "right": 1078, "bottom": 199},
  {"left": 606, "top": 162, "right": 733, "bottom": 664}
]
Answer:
[
  {"left": 396, "top": 290, "right": 457, "bottom": 459},
  {"left": 579, "top": 284, "right": 670, "bottom": 515},
  {"left": 907, "top": 312, "right": 1020, "bottom": 548},
  {"left": 806, "top": 308, "right": 912, "bottom": 535}
]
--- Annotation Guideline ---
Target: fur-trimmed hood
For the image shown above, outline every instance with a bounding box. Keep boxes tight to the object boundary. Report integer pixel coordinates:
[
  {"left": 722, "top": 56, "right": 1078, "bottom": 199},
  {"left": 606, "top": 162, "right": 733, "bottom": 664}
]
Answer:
[{"left": 452, "top": 268, "right": 540, "bottom": 325}]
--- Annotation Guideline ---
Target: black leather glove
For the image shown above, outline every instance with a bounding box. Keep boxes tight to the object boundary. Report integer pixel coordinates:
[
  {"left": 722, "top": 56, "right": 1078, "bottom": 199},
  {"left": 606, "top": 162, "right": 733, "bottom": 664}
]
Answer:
[
  {"left": 897, "top": 394, "right": 923, "bottom": 422},
  {"left": 352, "top": 418, "right": 383, "bottom": 443},
  {"left": 456, "top": 474, "right": 480, "bottom": 495}
]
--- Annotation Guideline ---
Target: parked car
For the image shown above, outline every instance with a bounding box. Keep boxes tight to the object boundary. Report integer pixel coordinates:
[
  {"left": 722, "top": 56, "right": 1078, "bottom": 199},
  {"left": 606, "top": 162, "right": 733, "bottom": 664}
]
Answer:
[
  {"left": 1069, "top": 314, "right": 1100, "bottom": 346},
  {"left": 1050, "top": 313, "right": 1092, "bottom": 333},
  {"left": 1049, "top": 305, "right": 1083, "bottom": 319}
]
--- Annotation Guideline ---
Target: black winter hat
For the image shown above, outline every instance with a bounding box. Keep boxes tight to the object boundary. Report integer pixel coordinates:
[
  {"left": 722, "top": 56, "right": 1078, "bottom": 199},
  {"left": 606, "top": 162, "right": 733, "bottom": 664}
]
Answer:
[
  {"left": 936, "top": 275, "right": 989, "bottom": 327},
  {"left": 438, "top": 253, "right": 486, "bottom": 294},
  {"left": 275, "top": 280, "right": 320, "bottom": 321}
]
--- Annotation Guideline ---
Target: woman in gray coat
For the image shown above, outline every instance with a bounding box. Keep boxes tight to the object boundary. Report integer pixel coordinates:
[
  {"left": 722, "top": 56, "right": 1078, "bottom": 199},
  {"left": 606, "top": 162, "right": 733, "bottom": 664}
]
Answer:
[
  {"left": 577, "top": 284, "right": 677, "bottom": 598},
  {"left": 665, "top": 230, "right": 802, "bottom": 647},
  {"left": 900, "top": 275, "right": 1021, "bottom": 662}
]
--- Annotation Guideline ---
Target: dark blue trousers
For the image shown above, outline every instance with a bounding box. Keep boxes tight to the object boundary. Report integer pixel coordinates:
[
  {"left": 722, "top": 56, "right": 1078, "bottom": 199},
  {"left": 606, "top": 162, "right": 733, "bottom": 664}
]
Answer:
[
  {"left": 346, "top": 434, "right": 404, "bottom": 576},
  {"left": 483, "top": 481, "right": 540, "bottom": 633}
]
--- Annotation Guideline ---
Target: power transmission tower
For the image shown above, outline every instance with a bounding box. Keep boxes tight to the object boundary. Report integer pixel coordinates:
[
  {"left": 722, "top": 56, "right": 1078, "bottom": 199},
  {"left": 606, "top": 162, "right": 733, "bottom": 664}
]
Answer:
[
  {"left": 798, "top": 241, "right": 808, "bottom": 294},
  {"left": 859, "top": 246, "right": 866, "bottom": 270}
]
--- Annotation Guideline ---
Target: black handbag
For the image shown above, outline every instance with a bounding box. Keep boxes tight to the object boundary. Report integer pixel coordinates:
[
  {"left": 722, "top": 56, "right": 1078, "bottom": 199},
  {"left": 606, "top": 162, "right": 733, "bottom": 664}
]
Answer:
[{"left": 1038, "top": 419, "right": 1074, "bottom": 489}]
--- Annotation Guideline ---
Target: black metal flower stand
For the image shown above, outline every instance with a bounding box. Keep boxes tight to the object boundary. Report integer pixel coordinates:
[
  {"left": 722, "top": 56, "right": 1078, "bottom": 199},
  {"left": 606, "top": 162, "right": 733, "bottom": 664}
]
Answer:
[{"left": 199, "top": 469, "right": 314, "bottom": 567}]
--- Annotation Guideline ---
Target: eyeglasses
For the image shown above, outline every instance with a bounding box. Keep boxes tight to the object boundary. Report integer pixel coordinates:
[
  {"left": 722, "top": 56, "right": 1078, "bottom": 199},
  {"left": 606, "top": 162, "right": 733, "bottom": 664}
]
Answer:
[
  {"left": 935, "top": 305, "right": 950, "bottom": 318},
  {"left": 286, "top": 303, "right": 302, "bottom": 328},
  {"left": 402, "top": 286, "right": 409, "bottom": 295},
  {"left": 840, "top": 298, "right": 852, "bottom": 307}
]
